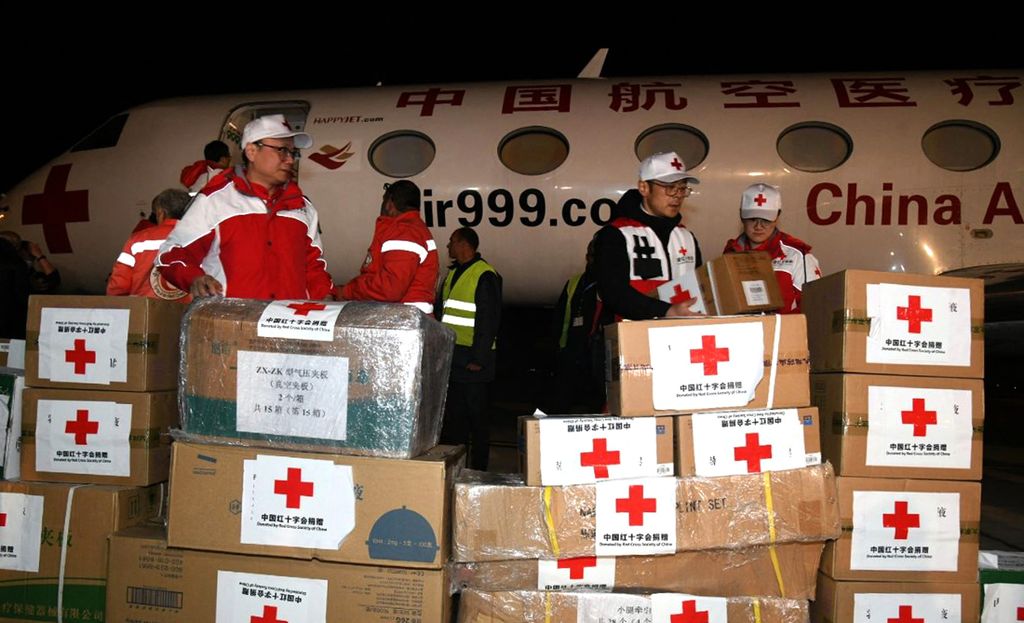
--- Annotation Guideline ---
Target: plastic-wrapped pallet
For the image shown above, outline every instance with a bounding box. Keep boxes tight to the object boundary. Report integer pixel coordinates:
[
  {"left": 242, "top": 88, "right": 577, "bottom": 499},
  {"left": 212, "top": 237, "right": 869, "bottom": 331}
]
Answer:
[{"left": 177, "top": 298, "right": 454, "bottom": 458}]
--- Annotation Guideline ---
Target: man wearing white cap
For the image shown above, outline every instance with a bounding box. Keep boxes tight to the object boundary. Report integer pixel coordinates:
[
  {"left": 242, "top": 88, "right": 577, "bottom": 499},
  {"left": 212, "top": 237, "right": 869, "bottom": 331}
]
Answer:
[
  {"left": 723, "top": 183, "right": 820, "bottom": 313},
  {"left": 594, "top": 151, "right": 703, "bottom": 319},
  {"left": 157, "top": 114, "right": 334, "bottom": 300}
]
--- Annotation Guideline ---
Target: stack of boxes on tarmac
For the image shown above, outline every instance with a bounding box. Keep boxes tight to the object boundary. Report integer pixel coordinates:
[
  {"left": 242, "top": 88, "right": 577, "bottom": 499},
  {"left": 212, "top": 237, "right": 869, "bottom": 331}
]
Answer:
[
  {"left": 451, "top": 255, "right": 842, "bottom": 622},
  {"left": 103, "top": 297, "right": 462, "bottom": 623},
  {"left": 0, "top": 296, "right": 179, "bottom": 622},
  {"left": 803, "top": 270, "right": 986, "bottom": 623}
]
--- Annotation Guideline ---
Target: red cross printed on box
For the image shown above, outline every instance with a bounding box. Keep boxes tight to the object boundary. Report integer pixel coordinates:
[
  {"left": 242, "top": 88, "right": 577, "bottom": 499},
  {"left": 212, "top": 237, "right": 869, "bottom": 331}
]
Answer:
[
  {"left": 896, "top": 295, "right": 933, "bottom": 334},
  {"left": 754, "top": 193, "right": 768, "bottom": 206},
  {"left": 65, "top": 339, "right": 96, "bottom": 375},
  {"left": 251, "top": 605, "right": 287, "bottom": 623},
  {"left": 1017, "top": 605, "right": 1023, "bottom": 621},
  {"left": 0, "top": 513, "right": 6, "bottom": 527},
  {"left": 580, "top": 438, "right": 620, "bottom": 479},
  {"left": 887, "top": 605, "right": 923, "bottom": 623},
  {"left": 66, "top": 409, "right": 99, "bottom": 445},
  {"left": 615, "top": 484, "right": 657, "bottom": 526},
  {"left": 556, "top": 556, "right": 597, "bottom": 580},
  {"left": 882, "top": 500, "right": 920, "bottom": 540},
  {"left": 690, "top": 335, "right": 730, "bottom": 376},
  {"left": 286, "top": 302, "right": 327, "bottom": 316},
  {"left": 274, "top": 467, "right": 314, "bottom": 509},
  {"left": 901, "top": 398, "right": 937, "bottom": 437},
  {"left": 670, "top": 285, "right": 693, "bottom": 305},
  {"left": 21, "top": 164, "right": 90, "bottom": 254},
  {"left": 734, "top": 432, "right": 772, "bottom": 473},
  {"left": 671, "top": 599, "right": 709, "bottom": 623}
]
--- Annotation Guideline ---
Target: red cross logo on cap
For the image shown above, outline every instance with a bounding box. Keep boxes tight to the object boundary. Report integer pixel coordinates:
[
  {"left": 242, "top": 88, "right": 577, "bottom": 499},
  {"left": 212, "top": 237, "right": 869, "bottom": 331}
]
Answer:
[
  {"left": 556, "top": 556, "right": 597, "bottom": 580},
  {"left": 896, "top": 295, "right": 933, "bottom": 334},
  {"left": 65, "top": 339, "right": 96, "bottom": 375},
  {"left": 66, "top": 409, "right": 99, "bottom": 445},
  {"left": 274, "top": 467, "right": 314, "bottom": 509},
  {"left": 580, "top": 438, "right": 620, "bottom": 479},
  {"left": 887, "top": 605, "right": 923, "bottom": 623},
  {"left": 882, "top": 500, "right": 920, "bottom": 540},
  {"left": 901, "top": 398, "right": 937, "bottom": 437},
  {"left": 671, "top": 599, "right": 709, "bottom": 623},
  {"left": 734, "top": 432, "right": 772, "bottom": 473},
  {"left": 670, "top": 158, "right": 684, "bottom": 171},
  {"left": 754, "top": 193, "right": 768, "bottom": 206},
  {"left": 251, "top": 605, "right": 287, "bottom": 623},
  {"left": 670, "top": 285, "right": 693, "bottom": 305},
  {"left": 287, "top": 302, "right": 327, "bottom": 316},
  {"left": 615, "top": 484, "right": 657, "bottom": 526},
  {"left": 690, "top": 335, "right": 730, "bottom": 376}
]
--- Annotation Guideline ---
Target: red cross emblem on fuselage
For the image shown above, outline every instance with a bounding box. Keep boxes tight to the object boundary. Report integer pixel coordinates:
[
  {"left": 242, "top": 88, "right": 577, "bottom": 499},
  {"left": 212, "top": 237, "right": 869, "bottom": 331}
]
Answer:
[{"left": 21, "top": 164, "right": 89, "bottom": 254}]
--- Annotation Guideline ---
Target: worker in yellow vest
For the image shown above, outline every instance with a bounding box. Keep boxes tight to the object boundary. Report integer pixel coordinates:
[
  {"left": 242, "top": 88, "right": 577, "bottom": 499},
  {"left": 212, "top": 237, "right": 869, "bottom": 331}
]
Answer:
[{"left": 437, "top": 227, "right": 502, "bottom": 469}]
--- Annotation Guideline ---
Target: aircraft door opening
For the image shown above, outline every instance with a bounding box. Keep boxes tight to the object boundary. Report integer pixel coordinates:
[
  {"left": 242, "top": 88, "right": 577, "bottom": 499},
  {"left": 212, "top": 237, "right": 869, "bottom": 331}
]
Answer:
[{"left": 219, "top": 101, "right": 311, "bottom": 175}]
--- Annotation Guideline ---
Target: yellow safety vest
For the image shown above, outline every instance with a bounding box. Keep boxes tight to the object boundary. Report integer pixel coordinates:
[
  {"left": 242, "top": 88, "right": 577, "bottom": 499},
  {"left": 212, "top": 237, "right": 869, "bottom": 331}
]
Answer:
[
  {"left": 558, "top": 272, "right": 584, "bottom": 349},
  {"left": 440, "top": 260, "right": 497, "bottom": 348}
]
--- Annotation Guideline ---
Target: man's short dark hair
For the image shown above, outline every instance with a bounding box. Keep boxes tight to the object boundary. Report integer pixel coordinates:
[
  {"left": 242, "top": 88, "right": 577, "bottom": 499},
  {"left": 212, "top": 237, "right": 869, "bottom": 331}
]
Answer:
[
  {"left": 204, "top": 140, "right": 230, "bottom": 162},
  {"left": 153, "top": 189, "right": 192, "bottom": 220},
  {"left": 384, "top": 180, "right": 421, "bottom": 212},
  {"left": 454, "top": 226, "right": 479, "bottom": 252}
]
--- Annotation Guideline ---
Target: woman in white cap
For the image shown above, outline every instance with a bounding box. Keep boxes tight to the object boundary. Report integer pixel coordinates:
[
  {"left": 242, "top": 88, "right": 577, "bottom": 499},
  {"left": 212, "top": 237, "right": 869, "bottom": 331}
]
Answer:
[{"left": 723, "top": 183, "right": 821, "bottom": 314}]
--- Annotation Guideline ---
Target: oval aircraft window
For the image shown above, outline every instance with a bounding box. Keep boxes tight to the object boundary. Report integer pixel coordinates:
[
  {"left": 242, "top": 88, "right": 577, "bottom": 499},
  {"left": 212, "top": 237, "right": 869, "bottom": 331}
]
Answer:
[
  {"left": 922, "top": 120, "right": 1000, "bottom": 172},
  {"left": 369, "top": 131, "right": 436, "bottom": 178},
  {"left": 777, "top": 122, "right": 852, "bottom": 172},
  {"left": 635, "top": 124, "right": 709, "bottom": 170},
  {"left": 498, "top": 127, "right": 570, "bottom": 176}
]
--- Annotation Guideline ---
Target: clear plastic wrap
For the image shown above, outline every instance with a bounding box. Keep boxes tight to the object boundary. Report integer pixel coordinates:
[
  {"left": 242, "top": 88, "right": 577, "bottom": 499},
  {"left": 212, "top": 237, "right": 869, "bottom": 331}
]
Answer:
[{"left": 175, "top": 298, "right": 454, "bottom": 458}]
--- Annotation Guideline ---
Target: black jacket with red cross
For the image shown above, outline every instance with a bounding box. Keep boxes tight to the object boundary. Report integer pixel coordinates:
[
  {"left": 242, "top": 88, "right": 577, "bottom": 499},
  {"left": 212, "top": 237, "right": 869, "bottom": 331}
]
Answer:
[{"left": 594, "top": 189, "right": 703, "bottom": 320}]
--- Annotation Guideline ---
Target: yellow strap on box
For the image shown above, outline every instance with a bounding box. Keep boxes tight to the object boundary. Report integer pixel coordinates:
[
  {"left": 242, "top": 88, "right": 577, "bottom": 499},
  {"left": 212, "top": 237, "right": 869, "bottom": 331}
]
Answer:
[
  {"left": 543, "top": 486, "right": 561, "bottom": 558},
  {"left": 762, "top": 472, "right": 786, "bottom": 597}
]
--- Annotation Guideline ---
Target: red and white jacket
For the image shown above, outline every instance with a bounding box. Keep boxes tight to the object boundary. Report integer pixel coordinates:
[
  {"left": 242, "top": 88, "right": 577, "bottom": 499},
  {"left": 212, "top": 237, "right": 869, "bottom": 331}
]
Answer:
[
  {"left": 723, "top": 231, "right": 821, "bottom": 314},
  {"left": 107, "top": 219, "right": 191, "bottom": 302},
  {"left": 180, "top": 160, "right": 228, "bottom": 193},
  {"left": 340, "top": 210, "right": 438, "bottom": 314},
  {"left": 612, "top": 216, "right": 699, "bottom": 297},
  {"left": 156, "top": 169, "right": 334, "bottom": 300}
]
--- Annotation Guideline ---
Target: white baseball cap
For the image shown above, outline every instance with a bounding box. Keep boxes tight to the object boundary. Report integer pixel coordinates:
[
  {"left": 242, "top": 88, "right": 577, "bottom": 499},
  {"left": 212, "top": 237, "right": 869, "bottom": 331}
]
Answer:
[
  {"left": 740, "top": 183, "right": 781, "bottom": 220},
  {"left": 638, "top": 152, "right": 700, "bottom": 184},
  {"left": 241, "top": 114, "right": 312, "bottom": 151}
]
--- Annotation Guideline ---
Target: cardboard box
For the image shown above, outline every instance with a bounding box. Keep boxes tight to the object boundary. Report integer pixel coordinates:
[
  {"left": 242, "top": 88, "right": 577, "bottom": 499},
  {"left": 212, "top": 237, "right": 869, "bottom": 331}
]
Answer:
[
  {"left": 0, "top": 339, "right": 26, "bottom": 369},
  {"left": 697, "top": 252, "right": 784, "bottom": 315},
  {"left": 106, "top": 526, "right": 451, "bottom": 623},
  {"left": 20, "top": 388, "right": 176, "bottom": 486},
  {"left": 821, "top": 476, "right": 980, "bottom": 582},
  {"left": 812, "top": 373, "right": 984, "bottom": 480},
  {"left": 178, "top": 297, "right": 453, "bottom": 458},
  {"left": 804, "top": 270, "right": 984, "bottom": 378},
  {"left": 453, "top": 464, "right": 839, "bottom": 562},
  {"left": 0, "top": 369, "right": 24, "bottom": 480},
  {"left": 606, "top": 314, "right": 810, "bottom": 417},
  {"left": 519, "top": 415, "right": 675, "bottom": 486},
  {"left": 457, "top": 590, "right": 809, "bottom": 623},
  {"left": 168, "top": 441, "right": 463, "bottom": 569},
  {"left": 979, "top": 551, "right": 1024, "bottom": 621},
  {"left": 452, "top": 541, "right": 826, "bottom": 600},
  {"left": 811, "top": 573, "right": 979, "bottom": 623},
  {"left": 0, "top": 481, "right": 162, "bottom": 623},
  {"left": 26, "top": 295, "right": 184, "bottom": 392},
  {"left": 675, "top": 407, "right": 821, "bottom": 477}
]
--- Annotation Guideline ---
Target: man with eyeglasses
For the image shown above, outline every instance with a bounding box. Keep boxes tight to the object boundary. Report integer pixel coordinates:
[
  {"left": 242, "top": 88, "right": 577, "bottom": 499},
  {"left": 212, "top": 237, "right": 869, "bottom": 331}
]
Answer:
[
  {"left": 157, "top": 115, "right": 334, "bottom": 300},
  {"left": 594, "top": 151, "right": 703, "bottom": 320},
  {"left": 723, "top": 183, "right": 820, "bottom": 313}
]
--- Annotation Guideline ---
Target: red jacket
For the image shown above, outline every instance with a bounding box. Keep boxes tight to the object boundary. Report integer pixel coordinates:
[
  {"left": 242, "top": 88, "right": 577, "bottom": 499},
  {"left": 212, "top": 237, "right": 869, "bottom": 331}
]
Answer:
[
  {"left": 157, "top": 169, "right": 334, "bottom": 300},
  {"left": 723, "top": 230, "right": 821, "bottom": 313},
  {"left": 340, "top": 210, "right": 438, "bottom": 313},
  {"left": 107, "top": 219, "right": 191, "bottom": 302}
]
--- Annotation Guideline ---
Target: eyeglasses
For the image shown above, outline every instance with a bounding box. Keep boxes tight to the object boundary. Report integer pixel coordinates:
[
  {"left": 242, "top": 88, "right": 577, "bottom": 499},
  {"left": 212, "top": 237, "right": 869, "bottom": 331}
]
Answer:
[
  {"left": 743, "top": 218, "right": 776, "bottom": 228},
  {"left": 255, "top": 141, "right": 301, "bottom": 160},
  {"left": 649, "top": 180, "right": 692, "bottom": 197}
]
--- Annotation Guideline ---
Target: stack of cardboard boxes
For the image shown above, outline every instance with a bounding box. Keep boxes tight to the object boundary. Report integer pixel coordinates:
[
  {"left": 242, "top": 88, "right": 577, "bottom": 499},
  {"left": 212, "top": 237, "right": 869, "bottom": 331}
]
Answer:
[{"left": 804, "top": 270, "right": 985, "bottom": 623}]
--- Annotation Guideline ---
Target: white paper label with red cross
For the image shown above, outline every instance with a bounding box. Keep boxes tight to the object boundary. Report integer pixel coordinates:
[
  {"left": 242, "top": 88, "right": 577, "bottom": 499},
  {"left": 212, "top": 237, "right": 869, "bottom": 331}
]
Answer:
[
  {"left": 866, "top": 386, "right": 973, "bottom": 469},
  {"left": 865, "top": 284, "right": 972, "bottom": 366},
  {"left": 690, "top": 408, "right": 809, "bottom": 476},
  {"left": 981, "top": 583, "right": 1024, "bottom": 623},
  {"left": 537, "top": 557, "right": 616, "bottom": 591},
  {"left": 215, "top": 570, "right": 328, "bottom": 623},
  {"left": 538, "top": 416, "right": 668, "bottom": 485},
  {"left": 595, "top": 477, "right": 677, "bottom": 556},
  {"left": 38, "top": 308, "right": 130, "bottom": 384},
  {"left": 656, "top": 273, "right": 706, "bottom": 314},
  {"left": 0, "top": 492, "right": 44, "bottom": 572},
  {"left": 853, "top": 592, "right": 961, "bottom": 623},
  {"left": 850, "top": 491, "right": 961, "bottom": 571},
  {"left": 240, "top": 454, "right": 355, "bottom": 549},
  {"left": 651, "top": 594, "right": 728, "bottom": 623},
  {"left": 236, "top": 351, "right": 349, "bottom": 441},
  {"left": 576, "top": 593, "right": 651, "bottom": 623},
  {"left": 648, "top": 322, "right": 764, "bottom": 411},
  {"left": 257, "top": 300, "right": 347, "bottom": 342},
  {"left": 34, "top": 399, "right": 132, "bottom": 476}
]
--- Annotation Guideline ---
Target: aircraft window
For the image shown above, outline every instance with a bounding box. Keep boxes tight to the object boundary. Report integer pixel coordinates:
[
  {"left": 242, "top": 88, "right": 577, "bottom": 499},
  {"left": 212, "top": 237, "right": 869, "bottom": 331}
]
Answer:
[
  {"left": 498, "top": 127, "right": 570, "bottom": 176},
  {"left": 635, "top": 124, "right": 709, "bottom": 170},
  {"left": 70, "top": 113, "right": 129, "bottom": 152},
  {"left": 922, "top": 120, "right": 1000, "bottom": 172},
  {"left": 776, "top": 122, "right": 852, "bottom": 172},
  {"left": 369, "top": 131, "right": 436, "bottom": 177}
]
